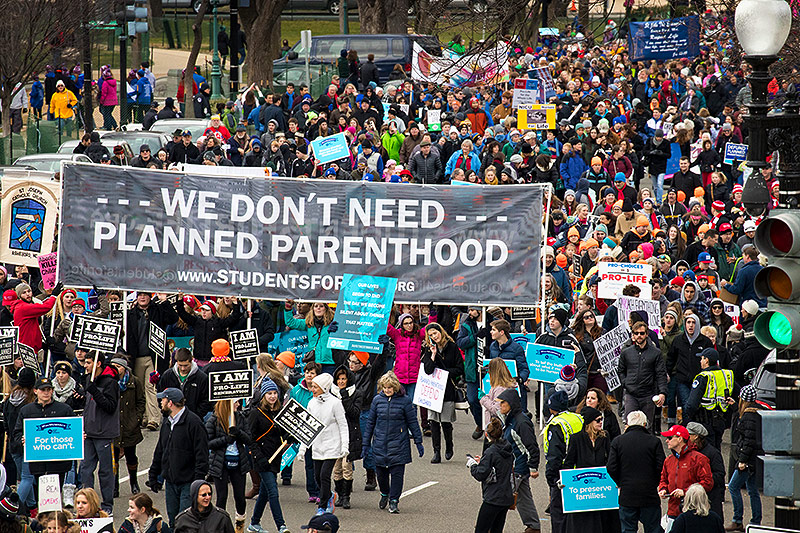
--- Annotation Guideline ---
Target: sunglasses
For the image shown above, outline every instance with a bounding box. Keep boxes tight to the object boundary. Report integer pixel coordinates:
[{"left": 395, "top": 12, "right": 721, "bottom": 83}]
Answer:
[
  {"left": 632, "top": 331, "right": 648, "bottom": 336},
  {"left": 711, "top": 305, "right": 723, "bottom": 310}
]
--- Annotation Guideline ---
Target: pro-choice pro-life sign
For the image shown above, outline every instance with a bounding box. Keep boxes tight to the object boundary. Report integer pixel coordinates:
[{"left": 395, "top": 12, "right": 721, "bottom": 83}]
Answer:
[
  {"left": 24, "top": 416, "right": 84, "bottom": 462},
  {"left": 597, "top": 262, "right": 652, "bottom": 299}
]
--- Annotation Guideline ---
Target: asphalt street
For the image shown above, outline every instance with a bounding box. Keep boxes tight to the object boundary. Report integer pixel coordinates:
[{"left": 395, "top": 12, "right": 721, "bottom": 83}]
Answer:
[{"left": 103, "top": 392, "right": 774, "bottom": 533}]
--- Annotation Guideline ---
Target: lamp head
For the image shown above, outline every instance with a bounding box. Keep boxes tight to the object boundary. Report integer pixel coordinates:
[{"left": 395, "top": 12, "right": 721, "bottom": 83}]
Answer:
[
  {"left": 742, "top": 170, "right": 771, "bottom": 216},
  {"left": 735, "top": 0, "right": 791, "bottom": 56}
]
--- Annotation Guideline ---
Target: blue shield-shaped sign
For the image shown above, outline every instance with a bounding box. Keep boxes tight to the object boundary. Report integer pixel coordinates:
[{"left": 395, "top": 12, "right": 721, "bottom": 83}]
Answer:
[{"left": 10, "top": 199, "right": 45, "bottom": 252}]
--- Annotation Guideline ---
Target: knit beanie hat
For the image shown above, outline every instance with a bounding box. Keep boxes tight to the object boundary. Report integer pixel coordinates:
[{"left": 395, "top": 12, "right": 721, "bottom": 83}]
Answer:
[
  {"left": 547, "top": 390, "right": 569, "bottom": 412},
  {"left": 549, "top": 308, "right": 569, "bottom": 328},
  {"left": 313, "top": 373, "right": 334, "bottom": 394},
  {"left": 17, "top": 368, "right": 35, "bottom": 389},
  {"left": 211, "top": 338, "right": 230, "bottom": 359},
  {"left": 14, "top": 283, "right": 30, "bottom": 298},
  {"left": 739, "top": 384, "right": 757, "bottom": 402},
  {"left": 559, "top": 365, "right": 576, "bottom": 382},
  {"left": 260, "top": 378, "right": 279, "bottom": 395},
  {"left": 580, "top": 406, "right": 603, "bottom": 426}
]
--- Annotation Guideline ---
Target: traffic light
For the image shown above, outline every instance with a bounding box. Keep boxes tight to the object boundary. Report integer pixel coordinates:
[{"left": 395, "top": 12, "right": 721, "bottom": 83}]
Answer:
[
  {"left": 753, "top": 210, "right": 800, "bottom": 349},
  {"left": 115, "top": 0, "right": 148, "bottom": 36}
]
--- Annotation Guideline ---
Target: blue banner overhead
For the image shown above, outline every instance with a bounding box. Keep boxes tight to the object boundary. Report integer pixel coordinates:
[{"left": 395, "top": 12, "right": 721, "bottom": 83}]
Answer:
[{"left": 628, "top": 16, "right": 700, "bottom": 61}]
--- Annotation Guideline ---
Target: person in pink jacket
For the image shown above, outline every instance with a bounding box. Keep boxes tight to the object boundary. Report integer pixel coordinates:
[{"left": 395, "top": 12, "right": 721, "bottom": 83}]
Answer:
[{"left": 98, "top": 68, "right": 118, "bottom": 130}]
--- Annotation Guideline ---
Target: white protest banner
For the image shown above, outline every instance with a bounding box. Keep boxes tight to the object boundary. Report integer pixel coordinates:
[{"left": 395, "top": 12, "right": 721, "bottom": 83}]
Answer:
[
  {"left": 512, "top": 78, "right": 540, "bottom": 109},
  {"left": 75, "top": 315, "right": 121, "bottom": 353},
  {"left": 208, "top": 369, "right": 254, "bottom": 401},
  {"left": 229, "top": 328, "right": 260, "bottom": 359},
  {"left": 149, "top": 322, "right": 167, "bottom": 359},
  {"left": 616, "top": 296, "right": 661, "bottom": 335},
  {"left": 510, "top": 306, "right": 537, "bottom": 320},
  {"left": 38, "top": 474, "right": 62, "bottom": 512},
  {"left": 598, "top": 262, "right": 652, "bottom": 299},
  {"left": 75, "top": 517, "right": 115, "bottom": 533},
  {"left": 724, "top": 303, "right": 740, "bottom": 326},
  {"left": 413, "top": 364, "right": 449, "bottom": 413},
  {"left": 427, "top": 109, "right": 441, "bottom": 131},
  {"left": 592, "top": 324, "right": 629, "bottom": 390}
]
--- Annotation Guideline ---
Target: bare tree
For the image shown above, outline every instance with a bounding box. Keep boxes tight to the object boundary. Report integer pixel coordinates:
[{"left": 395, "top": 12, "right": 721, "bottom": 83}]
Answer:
[
  {"left": 182, "top": 0, "right": 209, "bottom": 118},
  {"left": 0, "top": 0, "right": 84, "bottom": 137},
  {"left": 359, "top": 0, "right": 409, "bottom": 33},
  {"left": 239, "top": 0, "right": 290, "bottom": 86}
]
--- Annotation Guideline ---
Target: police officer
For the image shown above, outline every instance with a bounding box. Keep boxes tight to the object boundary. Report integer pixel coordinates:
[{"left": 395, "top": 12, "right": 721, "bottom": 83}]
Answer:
[
  {"left": 544, "top": 390, "right": 584, "bottom": 533},
  {"left": 686, "top": 348, "right": 738, "bottom": 450}
]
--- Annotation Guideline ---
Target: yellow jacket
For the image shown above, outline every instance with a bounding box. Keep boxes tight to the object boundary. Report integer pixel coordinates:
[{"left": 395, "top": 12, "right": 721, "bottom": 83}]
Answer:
[{"left": 49, "top": 89, "right": 78, "bottom": 119}]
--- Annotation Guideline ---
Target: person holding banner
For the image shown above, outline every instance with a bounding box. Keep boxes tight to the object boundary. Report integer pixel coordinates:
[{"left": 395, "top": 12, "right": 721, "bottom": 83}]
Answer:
[
  {"left": 12, "top": 281, "right": 63, "bottom": 357},
  {"left": 422, "top": 323, "right": 463, "bottom": 464},
  {"left": 544, "top": 390, "right": 584, "bottom": 533},
  {"left": 248, "top": 378, "right": 290, "bottom": 533},
  {"left": 283, "top": 301, "right": 337, "bottom": 375},
  {"left": 617, "top": 321, "right": 667, "bottom": 432},
  {"left": 488, "top": 320, "right": 529, "bottom": 414},
  {"left": 110, "top": 357, "right": 145, "bottom": 499},
  {"left": 362, "top": 371, "right": 424, "bottom": 515},
  {"left": 175, "top": 299, "right": 243, "bottom": 366}
]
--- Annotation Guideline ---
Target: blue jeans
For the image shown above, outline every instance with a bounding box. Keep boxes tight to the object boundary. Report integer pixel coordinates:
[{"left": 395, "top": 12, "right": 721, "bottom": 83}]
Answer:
[
  {"left": 666, "top": 379, "right": 678, "bottom": 420},
  {"left": 165, "top": 481, "right": 192, "bottom": 527},
  {"left": 466, "top": 380, "right": 482, "bottom": 427},
  {"left": 11, "top": 453, "right": 36, "bottom": 509},
  {"left": 403, "top": 382, "right": 416, "bottom": 399},
  {"left": 81, "top": 437, "right": 115, "bottom": 513},
  {"left": 675, "top": 381, "right": 692, "bottom": 415},
  {"left": 653, "top": 173, "right": 666, "bottom": 205},
  {"left": 618, "top": 505, "right": 662, "bottom": 533},
  {"left": 359, "top": 410, "right": 375, "bottom": 470},
  {"left": 251, "top": 471, "right": 285, "bottom": 529},
  {"left": 729, "top": 468, "right": 762, "bottom": 525}
]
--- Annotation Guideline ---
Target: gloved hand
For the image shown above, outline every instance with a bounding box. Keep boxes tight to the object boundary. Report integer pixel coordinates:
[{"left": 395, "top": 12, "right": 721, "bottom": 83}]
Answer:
[
  {"left": 51, "top": 282, "right": 64, "bottom": 297},
  {"left": 416, "top": 443, "right": 424, "bottom": 458},
  {"left": 230, "top": 426, "right": 240, "bottom": 438},
  {"left": 378, "top": 334, "right": 390, "bottom": 345},
  {"left": 466, "top": 456, "right": 478, "bottom": 468},
  {"left": 327, "top": 321, "right": 338, "bottom": 333},
  {"left": 145, "top": 479, "right": 162, "bottom": 493},
  {"left": 149, "top": 371, "right": 160, "bottom": 385}
]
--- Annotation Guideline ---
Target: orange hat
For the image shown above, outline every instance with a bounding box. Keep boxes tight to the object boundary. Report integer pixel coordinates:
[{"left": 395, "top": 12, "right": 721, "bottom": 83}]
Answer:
[
  {"left": 556, "top": 253, "right": 568, "bottom": 268},
  {"left": 591, "top": 156, "right": 603, "bottom": 166},
  {"left": 613, "top": 200, "right": 623, "bottom": 208},
  {"left": 352, "top": 351, "right": 370, "bottom": 365},
  {"left": 694, "top": 187, "right": 704, "bottom": 197},
  {"left": 637, "top": 259, "right": 649, "bottom": 265},
  {"left": 698, "top": 223, "right": 710, "bottom": 235},
  {"left": 211, "top": 338, "right": 230, "bottom": 357},
  {"left": 629, "top": 250, "right": 640, "bottom": 262},
  {"left": 677, "top": 191, "right": 686, "bottom": 203},
  {"left": 276, "top": 351, "right": 295, "bottom": 368},
  {"left": 584, "top": 238, "right": 599, "bottom": 249},
  {"left": 636, "top": 215, "right": 649, "bottom": 227},
  {"left": 568, "top": 226, "right": 580, "bottom": 239}
]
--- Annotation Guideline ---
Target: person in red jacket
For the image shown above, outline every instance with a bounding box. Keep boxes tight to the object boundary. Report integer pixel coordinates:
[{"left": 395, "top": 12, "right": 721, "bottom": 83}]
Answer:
[
  {"left": 465, "top": 97, "right": 491, "bottom": 136},
  {"left": 659, "top": 424, "right": 714, "bottom": 519},
  {"left": 11, "top": 281, "right": 62, "bottom": 354}
]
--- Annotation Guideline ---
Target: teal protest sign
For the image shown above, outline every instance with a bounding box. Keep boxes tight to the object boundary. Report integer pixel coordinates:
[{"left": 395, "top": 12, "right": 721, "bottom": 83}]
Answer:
[
  {"left": 525, "top": 344, "right": 573, "bottom": 383},
  {"left": 310, "top": 132, "right": 351, "bottom": 165},
  {"left": 280, "top": 443, "right": 301, "bottom": 472},
  {"left": 328, "top": 274, "right": 398, "bottom": 353},
  {"left": 560, "top": 466, "right": 619, "bottom": 513},
  {"left": 24, "top": 417, "right": 84, "bottom": 462},
  {"left": 481, "top": 359, "right": 517, "bottom": 395}
]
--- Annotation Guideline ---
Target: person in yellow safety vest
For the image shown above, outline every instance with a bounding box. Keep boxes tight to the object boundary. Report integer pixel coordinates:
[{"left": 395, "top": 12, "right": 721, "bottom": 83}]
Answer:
[
  {"left": 685, "top": 347, "right": 738, "bottom": 451},
  {"left": 543, "top": 390, "right": 584, "bottom": 533}
]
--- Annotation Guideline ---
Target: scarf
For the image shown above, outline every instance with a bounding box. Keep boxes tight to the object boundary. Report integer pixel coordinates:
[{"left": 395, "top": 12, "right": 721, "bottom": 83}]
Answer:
[
  {"left": 133, "top": 516, "right": 154, "bottom": 533},
  {"left": 53, "top": 377, "right": 76, "bottom": 403},
  {"left": 119, "top": 371, "right": 131, "bottom": 392}
]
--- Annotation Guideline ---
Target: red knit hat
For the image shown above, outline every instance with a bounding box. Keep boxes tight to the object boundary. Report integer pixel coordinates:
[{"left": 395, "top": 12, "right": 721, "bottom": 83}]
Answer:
[
  {"left": 711, "top": 200, "right": 725, "bottom": 211},
  {"left": 2, "top": 290, "right": 16, "bottom": 306},
  {"left": 199, "top": 300, "right": 217, "bottom": 314},
  {"left": 670, "top": 276, "right": 685, "bottom": 287}
]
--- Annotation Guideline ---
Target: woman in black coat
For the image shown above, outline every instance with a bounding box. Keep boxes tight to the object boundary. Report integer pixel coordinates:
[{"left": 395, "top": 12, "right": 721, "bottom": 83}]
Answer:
[
  {"left": 205, "top": 400, "right": 252, "bottom": 533},
  {"left": 470, "top": 418, "right": 514, "bottom": 533},
  {"left": 174, "top": 480, "right": 235, "bottom": 533},
  {"left": 671, "top": 483, "right": 725, "bottom": 533},
  {"left": 562, "top": 407, "right": 620, "bottom": 533},
  {"left": 175, "top": 298, "right": 243, "bottom": 364},
  {"left": 422, "top": 322, "right": 464, "bottom": 463},
  {"left": 575, "top": 388, "right": 621, "bottom": 443},
  {"left": 727, "top": 385, "right": 763, "bottom": 530},
  {"left": 332, "top": 365, "right": 362, "bottom": 509}
]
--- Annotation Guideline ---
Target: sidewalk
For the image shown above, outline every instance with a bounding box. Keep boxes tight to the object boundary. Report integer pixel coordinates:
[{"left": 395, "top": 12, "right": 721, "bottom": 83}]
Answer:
[{"left": 150, "top": 47, "right": 213, "bottom": 77}]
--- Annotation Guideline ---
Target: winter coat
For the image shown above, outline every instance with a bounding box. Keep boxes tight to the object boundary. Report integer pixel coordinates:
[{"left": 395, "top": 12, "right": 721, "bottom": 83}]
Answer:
[
  {"left": 381, "top": 131, "right": 405, "bottom": 162},
  {"left": 385, "top": 323, "right": 426, "bottom": 385},
  {"left": 658, "top": 445, "right": 714, "bottom": 517},
  {"left": 116, "top": 372, "right": 145, "bottom": 449},
  {"left": 445, "top": 150, "right": 481, "bottom": 178},
  {"left": 672, "top": 170, "right": 703, "bottom": 202},
  {"left": 489, "top": 337, "right": 529, "bottom": 382},
  {"left": 693, "top": 440, "right": 726, "bottom": 519},
  {"left": 408, "top": 150, "right": 443, "bottom": 184},
  {"left": 668, "top": 330, "right": 714, "bottom": 385},
  {"left": 158, "top": 361, "right": 211, "bottom": 419},
  {"left": 176, "top": 303, "right": 243, "bottom": 362},
  {"left": 607, "top": 425, "right": 666, "bottom": 508},
  {"left": 617, "top": 339, "right": 668, "bottom": 397},
  {"left": 563, "top": 429, "right": 610, "bottom": 473},
  {"left": 602, "top": 155, "right": 633, "bottom": 180},
  {"left": 11, "top": 296, "right": 56, "bottom": 353},
  {"left": 174, "top": 480, "right": 234, "bottom": 533},
  {"left": 498, "top": 388, "right": 540, "bottom": 476},
  {"left": 643, "top": 137, "right": 670, "bottom": 175},
  {"left": 336, "top": 375, "right": 363, "bottom": 461},
  {"left": 725, "top": 259, "right": 766, "bottom": 307},
  {"left": 306, "top": 391, "right": 349, "bottom": 460},
  {"left": 49, "top": 89, "right": 78, "bottom": 119},
  {"left": 84, "top": 365, "right": 121, "bottom": 440},
  {"left": 364, "top": 389, "right": 423, "bottom": 467},
  {"left": 249, "top": 402, "right": 290, "bottom": 473},
  {"left": 734, "top": 407, "right": 762, "bottom": 470},
  {"left": 206, "top": 411, "right": 253, "bottom": 479},
  {"left": 560, "top": 153, "right": 588, "bottom": 190},
  {"left": 283, "top": 311, "right": 335, "bottom": 365},
  {"left": 671, "top": 510, "right": 725, "bottom": 533},
  {"left": 149, "top": 408, "right": 209, "bottom": 485},
  {"left": 421, "top": 340, "right": 464, "bottom": 402},
  {"left": 99, "top": 78, "right": 118, "bottom": 106},
  {"left": 118, "top": 516, "right": 170, "bottom": 533},
  {"left": 3, "top": 391, "right": 32, "bottom": 456},
  {"left": 15, "top": 399, "right": 75, "bottom": 475},
  {"left": 126, "top": 300, "right": 179, "bottom": 360},
  {"left": 471, "top": 438, "right": 515, "bottom": 507},
  {"left": 455, "top": 316, "right": 479, "bottom": 383}
]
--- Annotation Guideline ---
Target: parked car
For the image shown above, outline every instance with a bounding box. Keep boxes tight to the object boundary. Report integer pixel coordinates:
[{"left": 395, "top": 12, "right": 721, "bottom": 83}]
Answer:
[
  {"left": 287, "top": 0, "right": 357, "bottom": 14},
  {"left": 162, "top": 0, "right": 229, "bottom": 12},
  {"left": 149, "top": 119, "right": 209, "bottom": 141},
  {"left": 13, "top": 154, "right": 93, "bottom": 173},
  {"left": 275, "top": 34, "right": 442, "bottom": 84},
  {"left": 750, "top": 348, "right": 776, "bottom": 409},
  {"left": 102, "top": 131, "right": 171, "bottom": 153}
]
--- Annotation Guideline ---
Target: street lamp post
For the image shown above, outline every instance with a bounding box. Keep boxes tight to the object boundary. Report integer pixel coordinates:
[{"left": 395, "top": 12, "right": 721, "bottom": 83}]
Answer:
[
  {"left": 736, "top": 0, "right": 800, "bottom": 529},
  {"left": 210, "top": 0, "right": 223, "bottom": 101}
]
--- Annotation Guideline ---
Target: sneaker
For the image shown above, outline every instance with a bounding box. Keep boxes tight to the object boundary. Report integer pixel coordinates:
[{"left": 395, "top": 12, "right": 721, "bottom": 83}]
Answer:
[
  {"left": 379, "top": 494, "right": 389, "bottom": 509},
  {"left": 314, "top": 507, "right": 325, "bottom": 516},
  {"left": 278, "top": 526, "right": 289, "bottom": 533},
  {"left": 308, "top": 496, "right": 319, "bottom": 504},
  {"left": 62, "top": 483, "right": 76, "bottom": 508},
  {"left": 247, "top": 524, "right": 266, "bottom": 533},
  {"left": 388, "top": 499, "right": 399, "bottom": 514},
  {"left": 325, "top": 494, "right": 335, "bottom": 514}
]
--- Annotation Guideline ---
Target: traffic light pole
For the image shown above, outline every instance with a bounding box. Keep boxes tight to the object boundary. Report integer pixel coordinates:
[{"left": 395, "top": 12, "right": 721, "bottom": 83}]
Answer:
[
  {"left": 119, "top": 34, "right": 128, "bottom": 127},
  {"left": 229, "top": 0, "right": 239, "bottom": 97}
]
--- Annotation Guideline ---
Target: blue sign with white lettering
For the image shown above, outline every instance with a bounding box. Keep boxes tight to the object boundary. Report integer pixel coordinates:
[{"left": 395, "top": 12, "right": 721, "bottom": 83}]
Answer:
[
  {"left": 628, "top": 16, "right": 700, "bottom": 62},
  {"left": 280, "top": 443, "right": 300, "bottom": 472},
  {"left": 724, "top": 143, "right": 748, "bottom": 165},
  {"left": 526, "top": 344, "right": 573, "bottom": 383},
  {"left": 24, "top": 417, "right": 84, "bottom": 462},
  {"left": 328, "top": 274, "right": 398, "bottom": 353},
  {"left": 560, "top": 466, "right": 619, "bottom": 513},
  {"left": 310, "top": 132, "right": 351, "bottom": 165}
]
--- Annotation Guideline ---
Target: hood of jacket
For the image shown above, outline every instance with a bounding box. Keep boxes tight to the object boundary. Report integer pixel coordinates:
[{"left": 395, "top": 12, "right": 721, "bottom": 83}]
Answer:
[
  {"left": 684, "top": 314, "right": 701, "bottom": 344},
  {"left": 173, "top": 360, "right": 199, "bottom": 379},
  {"left": 681, "top": 281, "right": 699, "bottom": 305},
  {"left": 498, "top": 388, "right": 522, "bottom": 418},
  {"left": 189, "top": 480, "right": 213, "bottom": 515},
  {"left": 491, "top": 438, "right": 514, "bottom": 461}
]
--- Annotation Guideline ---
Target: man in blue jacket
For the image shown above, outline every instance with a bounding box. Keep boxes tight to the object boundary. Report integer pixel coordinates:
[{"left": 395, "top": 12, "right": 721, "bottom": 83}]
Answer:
[
  {"left": 489, "top": 319, "right": 529, "bottom": 413},
  {"left": 720, "top": 245, "right": 766, "bottom": 308},
  {"left": 559, "top": 145, "right": 588, "bottom": 191}
]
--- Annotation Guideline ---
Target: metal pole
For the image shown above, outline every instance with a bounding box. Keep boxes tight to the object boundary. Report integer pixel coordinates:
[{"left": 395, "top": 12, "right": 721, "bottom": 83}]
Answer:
[
  {"left": 229, "top": 0, "right": 239, "bottom": 97},
  {"left": 120, "top": 34, "right": 128, "bottom": 126},
  {"left": 210, "top": 0, "right": 223, "bottom": 100},
  {"left": 123, "top": 291, "right": 129, "bottom": 352}
]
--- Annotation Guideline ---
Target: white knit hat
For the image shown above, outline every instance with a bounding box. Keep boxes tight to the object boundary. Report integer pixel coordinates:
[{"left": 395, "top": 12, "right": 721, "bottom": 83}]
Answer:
[{"left": 313, "top": 373, "right": 334, "bottom": 394}]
